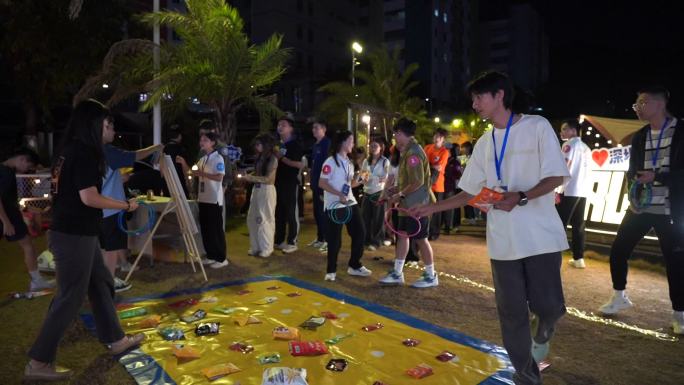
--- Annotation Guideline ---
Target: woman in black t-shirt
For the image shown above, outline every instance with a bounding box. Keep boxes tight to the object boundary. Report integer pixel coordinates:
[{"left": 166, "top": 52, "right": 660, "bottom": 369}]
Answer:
[{"left": 25, "top": 100, "right": 145, "bottom": 382}]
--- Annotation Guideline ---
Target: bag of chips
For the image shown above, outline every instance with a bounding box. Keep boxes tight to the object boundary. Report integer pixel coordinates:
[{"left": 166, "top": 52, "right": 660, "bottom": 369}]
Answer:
[
  {"left": 172, "top": 344, "right": 201, "bottom": 359},
  {"left": 299, "top": 316, "right": 326, "bottom": 330},
  {"left": 261, "top": 367, "right": 308, "bottom": 385},
  {"left": 288, "top": 341, "right": 329, "bottom": 356},
  {"left": 229, "top": 342, "right": 254, "bottom": 354},
  {"left": 257, "top": 352, "right": 282, "bottom": 365},
  {"left": 138, "top": 315, "right": 162, "bottom": 328},
  {"left": 195, "top": 322, "right": 220, "bottom": 336},
  {"left": 234, "top": 315, "right": 262, "bottom": 326},
  {"left": 168, "top": 298, "right": 198, "bottom": 309},
  {"left": 201, "top": 363, "right": 241, "bottom": 381},
  {"left": 362, "top": 323, "right": 384, "bottom": 332},
  {"left": 467, "top": 187, "right": 504, "bottom": 213},
  {"left": 181, "top": 309, "right": 207, "bottom": 323},
  {"left": 158, "top": 327, "right": 185, "bottom": 341},
  {"left": 272, "top": 326, "right": 300, "bottom": 340},
  {"left": 406, "top": 363, "right": 433, "bottom": 379}
]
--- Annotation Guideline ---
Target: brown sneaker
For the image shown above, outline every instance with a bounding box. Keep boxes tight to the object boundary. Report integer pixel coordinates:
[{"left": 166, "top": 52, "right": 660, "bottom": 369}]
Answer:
[
  {"left": 109, "top": 333, "right": 145, "bottom": 355},
  {"left": 24, "top": 361, "right": 72, "bottom": 381}
]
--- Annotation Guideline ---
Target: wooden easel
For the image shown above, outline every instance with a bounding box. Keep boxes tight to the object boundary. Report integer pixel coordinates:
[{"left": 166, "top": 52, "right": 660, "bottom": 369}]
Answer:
[{"left": 125, "top": 155, "right": 208, "bottom": 283}]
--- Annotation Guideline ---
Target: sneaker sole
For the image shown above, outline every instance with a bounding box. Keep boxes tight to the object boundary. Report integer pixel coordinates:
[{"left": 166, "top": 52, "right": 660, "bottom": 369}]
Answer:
[{"left": 599, "top": 303, "right": 633, "bottom": 315}]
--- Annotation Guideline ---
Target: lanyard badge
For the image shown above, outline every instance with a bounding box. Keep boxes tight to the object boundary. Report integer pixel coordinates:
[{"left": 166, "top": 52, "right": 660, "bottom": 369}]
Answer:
[{"left": 492, "top": 113, "right": 514, "bottom": 191}]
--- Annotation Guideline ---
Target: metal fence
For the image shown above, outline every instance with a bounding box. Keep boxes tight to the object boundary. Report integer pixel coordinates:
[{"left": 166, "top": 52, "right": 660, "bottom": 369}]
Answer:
[{"left": 16, "top": 173, "right": 51, "bottom": 211}]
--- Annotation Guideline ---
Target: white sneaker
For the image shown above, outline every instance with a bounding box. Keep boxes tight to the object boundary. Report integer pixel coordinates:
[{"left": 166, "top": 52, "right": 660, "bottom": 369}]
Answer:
[
  {"left": 247, "top": 249, "right": 257, "bottom": 256},
  {"left": 318, "top": 242, "right": 328, "bottom": 253},
  {"left": 29, "top": 276, "right": 55, "bottom": 292},
  {"left": 347, "top": 266, "right": 372, "bottom": 277},
  {"left": 119, "top": 260, "right": 139, "bottom": 272},
  {"left": 598, "top": 292, "right": 633, "bottom": 315},
  {"left": 257, "top": 251, "right": 271, "bottom": 258},
  {"left": 382, "top": 240, "right": 392, "bottom": 247},
  {"left": 308, "top": 240, "right": 323, "bottom": 248},
  {"left": 210, "top": 260, "right": 229, "bottom": 269},
  {"left": 673, "top": 311, "right": 684, "bottom": 335},
  {"left": 324, "top": 273, "right": 336, "bottom": 281},
  {"left": 411, "top": 272, "right": 439, "bottom": 288},
  {"left": 275, "top": 243, "right": 287, "bottom": 250},
  {"left": 568, "top": 258, "right": 586, "bottom": 269},
  {"left": 366, "top": 245, "right": 377, "bottom": 251},
  {"left": 200, "top": 257, "right": 214, "bottom": 265},
  {"left": 282, "top": 244, "right": 298, "bottom": 254},
  {"left": 379, "top": 270, "right": 405, "bottom": 285},
  {"left": 114, "top": 277, "right": 132, "bottom": 293}
]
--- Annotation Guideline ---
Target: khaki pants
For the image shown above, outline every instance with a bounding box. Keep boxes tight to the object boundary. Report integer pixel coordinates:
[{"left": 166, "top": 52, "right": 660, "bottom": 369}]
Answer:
[{"left": 247, "top": 184, "right": 277, "bottom": 255}]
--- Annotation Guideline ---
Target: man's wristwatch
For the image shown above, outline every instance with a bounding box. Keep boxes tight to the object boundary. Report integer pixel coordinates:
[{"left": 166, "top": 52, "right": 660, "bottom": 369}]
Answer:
[{"left": 517, "top": 191, "right": 528, "bottom": 206}]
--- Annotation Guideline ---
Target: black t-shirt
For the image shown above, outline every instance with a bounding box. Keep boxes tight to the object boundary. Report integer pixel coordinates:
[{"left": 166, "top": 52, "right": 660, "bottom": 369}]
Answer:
[
  {"left": 0, "top": 164, "right": 21, "bottom": 219},
  {"left": 275, "top": 137, "right": 304, "bottom": 187},
  {"left": 50, "top": 145, "right": 103, "bottom": 235}
]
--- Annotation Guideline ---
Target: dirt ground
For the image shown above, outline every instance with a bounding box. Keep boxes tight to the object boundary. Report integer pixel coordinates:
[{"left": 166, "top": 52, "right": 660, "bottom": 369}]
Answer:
[{"left": 1, "top": 215, "right": 682, "bottom": 385}]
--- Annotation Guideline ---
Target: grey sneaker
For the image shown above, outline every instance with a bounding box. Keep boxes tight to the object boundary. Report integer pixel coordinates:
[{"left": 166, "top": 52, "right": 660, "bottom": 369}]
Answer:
[
  {"left": 119, "top": 260, "right": 139, "bottom": 272},
  {"left": 379, "top": 269, "right": 405, "bottom": 285},
  {"left": 114, "top": 277, "right": 132, "bottom": 293},
  {"left": 673, "top": 311, "right": 684, "bottom": 335},
  {"left": 282, "top": 244, "right": 298, "bottom": 254},
  {"left": 347, "top": 266, "right": 372, "bottom": 277}
]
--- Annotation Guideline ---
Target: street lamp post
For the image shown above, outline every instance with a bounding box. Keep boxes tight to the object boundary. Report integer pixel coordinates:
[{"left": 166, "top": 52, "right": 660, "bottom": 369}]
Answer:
[{"left": 349, "top": 41, "right": 363, "bottom": 132}]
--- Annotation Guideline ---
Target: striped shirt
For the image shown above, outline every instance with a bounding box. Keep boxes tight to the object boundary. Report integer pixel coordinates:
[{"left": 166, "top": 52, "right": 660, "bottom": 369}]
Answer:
[{"left": 641, "top": 118, "right": 676, "bottom": 215}]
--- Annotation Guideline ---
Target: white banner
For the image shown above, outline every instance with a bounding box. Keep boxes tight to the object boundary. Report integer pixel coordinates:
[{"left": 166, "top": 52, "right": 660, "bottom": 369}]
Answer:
[{"left": 584, "top": 146, "right": 631, "bottom": 224}]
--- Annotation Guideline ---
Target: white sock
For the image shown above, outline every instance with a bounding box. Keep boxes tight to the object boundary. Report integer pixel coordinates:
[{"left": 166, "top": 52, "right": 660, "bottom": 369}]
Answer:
[
  {"left": 425, "top": 264, "right": 435, "bottom": 277},
  {"left": 615, "top": 290, "right": 627, "bottom": 298},
  {"left": 394, "top": 259, "right": 405, "bottom": 274},
  {"left": 29, "top": 270, "right": 42, "bottom": 281}
]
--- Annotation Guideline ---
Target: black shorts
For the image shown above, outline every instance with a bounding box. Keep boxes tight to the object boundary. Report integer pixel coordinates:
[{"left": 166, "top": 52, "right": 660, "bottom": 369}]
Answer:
[
  {"left": 397, "top": 215, "right": 429, "bottom": 240},
  {"left": 99, "top": 214, "right": 127, "bottom": 251},
  {"left": 0, "top": 209, "right": 28, "bottom": 241}
]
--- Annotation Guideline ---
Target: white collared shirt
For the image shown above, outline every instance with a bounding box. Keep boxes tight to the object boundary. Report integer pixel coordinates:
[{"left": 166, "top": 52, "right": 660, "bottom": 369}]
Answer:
[
  {"left": 195, "top": 151, "right": 225, "bottom": 205},
  {"left": 320, "top": 155, "right": 357, "bottom": 209}
]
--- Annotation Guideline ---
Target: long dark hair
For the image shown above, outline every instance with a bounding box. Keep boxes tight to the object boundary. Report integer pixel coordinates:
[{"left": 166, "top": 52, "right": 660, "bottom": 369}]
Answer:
[
  {"left": 58, "top": 99, "right": 110, "bottom": 176},
  {"left": 329, "top": 130, "right": 353, "bottom": 167},
  {"left": 365, "top": 136, "right": 386, "bottom": 166},
  {"left": 253, "top": 133, "right": 276, "bottom": 175}
]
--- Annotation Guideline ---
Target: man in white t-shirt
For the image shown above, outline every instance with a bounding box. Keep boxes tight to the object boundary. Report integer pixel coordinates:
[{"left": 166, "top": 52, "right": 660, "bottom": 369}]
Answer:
[
  {"left": 412, "top": 71, "right": 570, "bottom": 385},
  {"left": 556, "top": 119, "right": 591, "bottom": 268}
]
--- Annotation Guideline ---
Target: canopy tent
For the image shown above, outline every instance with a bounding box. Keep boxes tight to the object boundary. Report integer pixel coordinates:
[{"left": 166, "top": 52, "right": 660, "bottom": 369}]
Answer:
[{"left": 581, "top": 114, "right": 645, "bottom": 145}]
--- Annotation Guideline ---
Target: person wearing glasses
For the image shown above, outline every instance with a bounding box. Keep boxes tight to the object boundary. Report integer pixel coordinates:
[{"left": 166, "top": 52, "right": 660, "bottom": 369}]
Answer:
[{"left": 598, "top": 86, "right": 684, "bottom": 336}]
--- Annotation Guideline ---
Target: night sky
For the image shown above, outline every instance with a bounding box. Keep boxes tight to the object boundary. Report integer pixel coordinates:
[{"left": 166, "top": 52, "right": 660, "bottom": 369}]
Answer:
[{"left": 483, "top": 0, "right": 684, "bottom": 120}]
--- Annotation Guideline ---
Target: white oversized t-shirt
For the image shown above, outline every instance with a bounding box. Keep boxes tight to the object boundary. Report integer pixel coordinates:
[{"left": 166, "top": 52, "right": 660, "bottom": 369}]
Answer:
[
  {"left": 458, "top": 114, "right": 570, "bottom": 261},
  {"left": 320, "top": 155, "right": 357, "bottom": 209},
  {"left": 195, "top": 151, "right": 225, "bottom": 205},
  {"left": 559, "top": 137, "right": 591, "bottom": 197},
  {"left": 361, "top": 156, "right": 389, "bottom": 195}
]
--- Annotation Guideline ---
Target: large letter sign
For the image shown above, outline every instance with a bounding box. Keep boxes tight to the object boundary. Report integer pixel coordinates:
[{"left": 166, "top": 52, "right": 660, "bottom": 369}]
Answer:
[{"left": 585, "top": 146, "right": 631, "bottom": 225}]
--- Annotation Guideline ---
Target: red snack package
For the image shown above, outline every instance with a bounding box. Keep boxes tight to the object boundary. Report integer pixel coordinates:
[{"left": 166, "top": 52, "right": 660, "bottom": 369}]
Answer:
[
  {"left": 267, "top": 286, "right": 280, "bottom": 290},
  {"left": 288, "top": 341, "right": 329, "bottom": 356},
  {"left": 362, "top": 323, "right": 384, "bottom": 332},
  {"left": 467, "top": 187, "right": 504, "bottom": 212},
  {"left": 237, "top": 289, "right": 252, "bottom": 296},
  {"left": 402, "top": 338, "right": 421, "bottom": 347},
  {"left": 286, "top": 292, "right": 302, "bottom": 297},
  {"left": 320, "top": 311, "right": 338, "bottom": 320},
  {"left": 168, "top": 298, "right": 198, "bottom": 309},
  {"left": 406, "top": 364, "right": 434, "bottom": 379}
]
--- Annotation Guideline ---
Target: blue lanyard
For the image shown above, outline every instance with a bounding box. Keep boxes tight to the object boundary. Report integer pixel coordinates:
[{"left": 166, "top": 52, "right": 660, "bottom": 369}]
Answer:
[
  {"left": 492, "top": 113, "right": 515, "bottom": 185},
  {"left": 341, "top": 156, "right": 352, "bottom": 182},
  {"left": 646, "top": 118, "right": 670, "bottom": 170}
]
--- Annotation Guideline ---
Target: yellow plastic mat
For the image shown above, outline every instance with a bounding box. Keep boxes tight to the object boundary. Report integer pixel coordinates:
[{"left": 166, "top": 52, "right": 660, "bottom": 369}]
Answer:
[{"left": 84, "top": 276, "right": 513, "bottom": 384}]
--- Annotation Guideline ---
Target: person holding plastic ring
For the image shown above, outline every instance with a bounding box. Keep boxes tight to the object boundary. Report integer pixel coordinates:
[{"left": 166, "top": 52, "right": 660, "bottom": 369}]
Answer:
[
  {"left": 25, "top": 100, "right": 144, "bottom": 382},
  {"left": 318, "top": 130, "right": 372, "bottom": 282},
  {"left": 378, "top": 118, "right": 438, "bottom": 288}
]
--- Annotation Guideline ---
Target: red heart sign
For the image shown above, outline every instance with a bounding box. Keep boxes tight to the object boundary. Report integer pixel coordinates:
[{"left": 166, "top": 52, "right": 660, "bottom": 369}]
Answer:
[{"left": 592, "top": 149, "right": 609, "bottom": 167}]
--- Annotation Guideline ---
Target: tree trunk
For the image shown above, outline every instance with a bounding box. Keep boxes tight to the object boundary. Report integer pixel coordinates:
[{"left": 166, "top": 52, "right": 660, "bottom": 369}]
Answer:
[{"left": 222, "top": 111, "right": 237, "bottom": 145}]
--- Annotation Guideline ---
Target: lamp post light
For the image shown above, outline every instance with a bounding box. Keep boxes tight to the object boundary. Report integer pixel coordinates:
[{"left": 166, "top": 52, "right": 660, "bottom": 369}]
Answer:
[{"left": 349, "top": 41, "right": 363, "bottom": 132}]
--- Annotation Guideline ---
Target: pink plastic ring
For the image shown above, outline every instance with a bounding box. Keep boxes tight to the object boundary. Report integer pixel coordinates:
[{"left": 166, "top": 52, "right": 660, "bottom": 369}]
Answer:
[{"left": 384, "top": 207, "right": 422, "bottom": 238}]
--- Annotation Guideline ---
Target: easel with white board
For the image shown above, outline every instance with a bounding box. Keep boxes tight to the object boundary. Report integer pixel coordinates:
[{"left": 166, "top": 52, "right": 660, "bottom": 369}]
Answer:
[{"left": 124, "top": 155, "right": 208, "bottom": 282}]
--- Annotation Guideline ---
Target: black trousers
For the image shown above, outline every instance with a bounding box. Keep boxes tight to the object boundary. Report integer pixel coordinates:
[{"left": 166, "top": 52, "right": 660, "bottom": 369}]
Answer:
[
  {"left": 29, "top": 231, "right": 124, "bottom": 363},
  {"left": 311, "top": 187, "right": 326, "bottom": 243},
  {"left": 610, "top": 211, "right": 684, "bottom": 310},
  {"left": 326, "top": 204, "right": 365, "bottom": 273},
  {"left": 362, "top": 192, "right": 385, "bottom": 247},
  {"left": 556, "top": 195, "right": 586, "bottom": 260},
  {"left": 429, "top": 192, "right": 444, "bottom": 239},
  {"left": 199, "top": 202, "right": 226, "bottom": 262},
  {"left": 275, "top": 183, "right": 299, "bottom": 245}
]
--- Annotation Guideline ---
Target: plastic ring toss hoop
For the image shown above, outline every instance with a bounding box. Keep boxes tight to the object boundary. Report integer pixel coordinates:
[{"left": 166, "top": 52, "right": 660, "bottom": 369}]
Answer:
[
  {"left": 384, "top": 207, "right": 422, "bottom": 238},
  {"left": 629, "top": 181, "right": 652, "bottom": 210},
  {"left": 327, "top": 201, "right": 352, "bottom": 224},
  {"left": 118, "top": 201, "right": 157, "bottom": 236}
]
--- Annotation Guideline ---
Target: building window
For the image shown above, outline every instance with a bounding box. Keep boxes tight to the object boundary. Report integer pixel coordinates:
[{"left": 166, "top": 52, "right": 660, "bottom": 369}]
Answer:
[
  {"left": 443, "top": 12, "right": 447, "bottom": 23},
  {"left": 434, "top": 9, "right": 439, "bottom": 17}
]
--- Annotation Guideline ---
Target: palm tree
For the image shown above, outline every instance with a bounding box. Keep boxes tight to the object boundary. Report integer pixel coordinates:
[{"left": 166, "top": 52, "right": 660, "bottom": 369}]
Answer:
[
  {"left": 317, "top": 47, "right": 429, "bottom": 134},
  {"left": 75, "top": 0, "right": 290, "bottom": 143}
]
